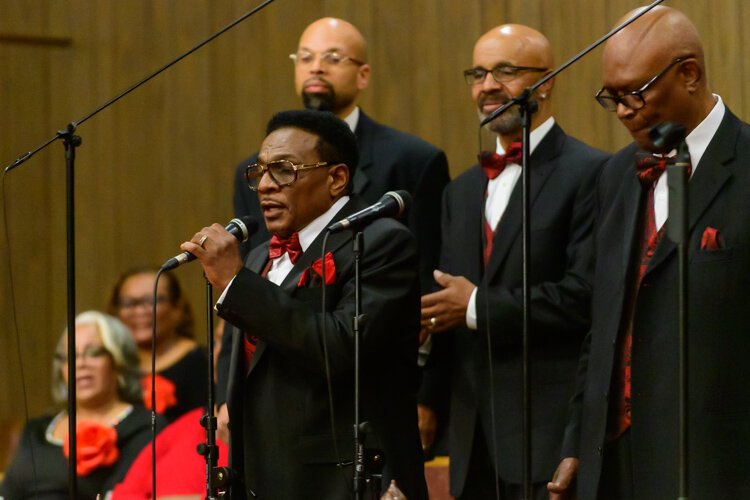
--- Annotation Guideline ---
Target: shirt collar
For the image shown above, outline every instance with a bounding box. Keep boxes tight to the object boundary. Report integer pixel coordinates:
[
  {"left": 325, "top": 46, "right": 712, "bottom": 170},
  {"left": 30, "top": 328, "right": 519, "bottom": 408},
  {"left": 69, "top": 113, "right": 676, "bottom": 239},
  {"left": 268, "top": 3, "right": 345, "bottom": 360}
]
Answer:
[
  {"left": 342, "top": 107, "right": 360, "bottom": 133},
  {"left": 297, "top": 195, "right": 351, "bottom": 251},
  {"left": 685, "top": 94, "right": 725, "bottom": 172},
  {"left": 495, "top": 116, "right": 556, "bottom": 155}
]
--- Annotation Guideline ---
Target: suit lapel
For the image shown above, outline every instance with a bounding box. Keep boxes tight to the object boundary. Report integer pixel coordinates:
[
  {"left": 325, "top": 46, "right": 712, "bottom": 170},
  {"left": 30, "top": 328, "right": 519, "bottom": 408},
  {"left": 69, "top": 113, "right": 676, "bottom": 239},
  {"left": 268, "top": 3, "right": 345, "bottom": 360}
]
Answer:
[
  {"left": 620, "top": 151, "right": 646, "bottom": 273},
  {"left": 278, "top": 197, "right": 366, "bottom": 293},
  {"left": 484, "top": 124, "right": 564, "bottom": 280},
  {"left": 645, "top": 110, "right": 738, "bottom": 275},
  {"left": 461, "top": 169, "right": 486, "bottom": 282}
]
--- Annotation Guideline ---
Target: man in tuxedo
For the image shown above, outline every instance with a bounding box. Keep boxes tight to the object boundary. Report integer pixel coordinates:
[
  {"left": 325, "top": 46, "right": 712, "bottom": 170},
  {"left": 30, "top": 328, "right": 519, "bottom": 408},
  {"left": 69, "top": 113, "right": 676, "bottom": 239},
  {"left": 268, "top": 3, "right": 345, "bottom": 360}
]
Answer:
[
  {"left": 227, "top": 16, "right": 451, "bottom": 454},
  {"left": 548, "top": 7, "right": 750, "bottom": 499},
  {"left": 233, "top": 17, "right": 449, "bottom": 291},
  {"left": 419, "top": 25, "right": 609, "bottom": 499},
  {"left": 183, "top": 110, "right": 427, "bottom": 499}
]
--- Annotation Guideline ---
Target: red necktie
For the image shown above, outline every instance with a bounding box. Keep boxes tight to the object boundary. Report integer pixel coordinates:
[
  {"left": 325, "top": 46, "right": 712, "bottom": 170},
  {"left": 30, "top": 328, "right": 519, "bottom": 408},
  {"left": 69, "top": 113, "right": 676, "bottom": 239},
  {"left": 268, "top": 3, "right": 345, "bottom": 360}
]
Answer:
[
  {"left": 268, "top": 232, "right": 303, "bottom": 263},
  {"left": 480, "top": 141, "right": 523, "bottom": 180}
]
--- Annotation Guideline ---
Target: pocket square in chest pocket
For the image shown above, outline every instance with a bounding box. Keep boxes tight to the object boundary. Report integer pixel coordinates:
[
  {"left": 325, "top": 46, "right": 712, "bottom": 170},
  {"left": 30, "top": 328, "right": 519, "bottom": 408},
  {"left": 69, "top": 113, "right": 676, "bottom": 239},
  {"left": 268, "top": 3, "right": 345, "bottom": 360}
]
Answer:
[
  {"left": 297, "top": 252, "right": 336, "bottom": 287},
  {"left": 700, "top": 226, "right": 722, "bottom": 251}
]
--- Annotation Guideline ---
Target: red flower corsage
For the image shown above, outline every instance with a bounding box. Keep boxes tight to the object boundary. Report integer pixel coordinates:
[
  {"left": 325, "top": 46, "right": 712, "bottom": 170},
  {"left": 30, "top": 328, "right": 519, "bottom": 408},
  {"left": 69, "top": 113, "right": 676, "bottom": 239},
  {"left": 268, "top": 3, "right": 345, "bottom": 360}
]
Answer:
[
  {"left": 141, "top": 373, "right": 178, "bottom": 413},
  {"left": 297, "top": 251, "right": 336, "bottom": 287},
  {"left": 63, "top": 420, "right": 119, "bottom": 475}
]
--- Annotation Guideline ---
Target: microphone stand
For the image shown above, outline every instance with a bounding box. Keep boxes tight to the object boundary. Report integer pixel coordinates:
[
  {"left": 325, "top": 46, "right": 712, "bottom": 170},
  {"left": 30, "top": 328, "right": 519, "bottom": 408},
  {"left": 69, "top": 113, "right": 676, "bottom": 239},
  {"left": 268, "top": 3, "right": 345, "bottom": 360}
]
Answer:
[
  {"left": 477, "top": 1, "right": 666, "bottom": 497},
  {"left": 1, "top": 3, "right": 276, "bottom": 499},
  {"left": 670, "top": 144, "right": 690, "bottom": 500},
  {"left": 352, "top": 231, "right": 367, "bottom": 500},
  {"left": 63, "top": 127, "right": 81, "bottom": 499},
  {"left": 197, "top": 279, "right": 230, "bottom": 499},
  {"left": 649, "top": 123, "right": 691, "bottom": 500}
]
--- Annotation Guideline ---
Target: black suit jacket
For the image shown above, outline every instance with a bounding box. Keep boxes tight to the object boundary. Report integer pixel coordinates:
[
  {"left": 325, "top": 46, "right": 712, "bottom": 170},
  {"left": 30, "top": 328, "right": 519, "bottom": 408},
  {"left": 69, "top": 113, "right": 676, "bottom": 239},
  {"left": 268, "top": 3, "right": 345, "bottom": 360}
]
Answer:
[
  {"left": 217, "top": 196, "right": 427, "bottom": 500},
  {"left": 232, "top": 110, "right": 450, "bottom": 291},
  {"left": 429, "top": 123, "right": 608, "bottom": 495},
  {"left": 562, "top": 108, "right": 750, "bottom": 499}
]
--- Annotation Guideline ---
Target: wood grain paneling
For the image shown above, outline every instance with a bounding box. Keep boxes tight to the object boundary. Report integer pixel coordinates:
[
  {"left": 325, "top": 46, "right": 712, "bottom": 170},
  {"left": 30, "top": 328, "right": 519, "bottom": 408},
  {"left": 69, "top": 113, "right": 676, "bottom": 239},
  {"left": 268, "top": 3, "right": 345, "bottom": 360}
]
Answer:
[{"left": 0, "top": 0, "right": 747, "bottom": 419}]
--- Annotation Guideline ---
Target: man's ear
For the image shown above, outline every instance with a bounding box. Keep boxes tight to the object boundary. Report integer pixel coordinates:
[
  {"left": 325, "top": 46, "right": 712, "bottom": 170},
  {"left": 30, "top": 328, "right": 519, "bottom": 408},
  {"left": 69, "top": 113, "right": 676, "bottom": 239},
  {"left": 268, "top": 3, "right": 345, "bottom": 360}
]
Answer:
[
  {"left": 328, "top": 163, "right": 350, "bottom": 197},
  {"left": 679, "top": 59, "right": 702, "bottom": 93},
  {"left": 357, "top": 64, "right": 371, "bottom": 91}
]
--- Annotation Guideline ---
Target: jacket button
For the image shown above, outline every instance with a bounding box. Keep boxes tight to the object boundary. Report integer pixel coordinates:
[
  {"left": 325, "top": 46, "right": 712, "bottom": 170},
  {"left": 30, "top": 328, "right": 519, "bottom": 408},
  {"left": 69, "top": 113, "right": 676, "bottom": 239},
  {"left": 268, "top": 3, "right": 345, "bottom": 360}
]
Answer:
[{"left": 597, "top": 446, "right": 603, "bottom": 455}]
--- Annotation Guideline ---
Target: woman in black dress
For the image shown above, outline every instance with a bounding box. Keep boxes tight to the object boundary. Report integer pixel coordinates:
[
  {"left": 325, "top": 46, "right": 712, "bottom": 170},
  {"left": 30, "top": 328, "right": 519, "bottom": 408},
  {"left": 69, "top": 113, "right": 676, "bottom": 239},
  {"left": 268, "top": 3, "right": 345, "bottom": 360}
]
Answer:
[
  {"left": 0, "top": 311, "right": 156, "bottom": 499},
  {"left": 108, "top": 268, "right": 208, "bottom": 422}
]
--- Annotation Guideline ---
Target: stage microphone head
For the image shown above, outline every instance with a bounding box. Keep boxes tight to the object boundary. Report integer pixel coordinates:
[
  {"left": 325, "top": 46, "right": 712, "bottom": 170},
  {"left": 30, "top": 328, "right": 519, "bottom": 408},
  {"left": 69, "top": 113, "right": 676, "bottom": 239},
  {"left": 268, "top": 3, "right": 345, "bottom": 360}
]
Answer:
[
  {"left": 649, "top": 122, "right": 687, "bottom": 152},
  {"left": 326, "top": 190, "right": 412, "bottom": 233},
  {"left": 385, "top": 190, "right": 411, "bottom": 215}
]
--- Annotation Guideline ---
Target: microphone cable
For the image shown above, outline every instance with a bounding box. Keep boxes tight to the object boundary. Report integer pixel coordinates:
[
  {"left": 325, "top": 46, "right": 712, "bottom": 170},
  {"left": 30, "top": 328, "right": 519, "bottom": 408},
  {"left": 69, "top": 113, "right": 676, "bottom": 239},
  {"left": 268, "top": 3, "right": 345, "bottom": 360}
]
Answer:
[
  {"left": 478, "top": 124, "right": 503, "bottom": 500},
  {"left": 150, "top": 268, "right": 166, "bottom": 500},
  {"left": 319, "top": 230, "right": 349, "bottom": 491},
  {"left": 1, "top": 172, "right": 40, "bottom": 497}
]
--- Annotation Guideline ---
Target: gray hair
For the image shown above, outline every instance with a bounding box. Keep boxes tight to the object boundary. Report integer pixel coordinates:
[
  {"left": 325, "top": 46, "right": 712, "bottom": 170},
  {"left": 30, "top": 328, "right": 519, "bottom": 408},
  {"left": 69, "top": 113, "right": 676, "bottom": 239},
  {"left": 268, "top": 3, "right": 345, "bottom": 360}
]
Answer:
[{"left": 51, "top": 310, "right": 143, "bottom": 406}]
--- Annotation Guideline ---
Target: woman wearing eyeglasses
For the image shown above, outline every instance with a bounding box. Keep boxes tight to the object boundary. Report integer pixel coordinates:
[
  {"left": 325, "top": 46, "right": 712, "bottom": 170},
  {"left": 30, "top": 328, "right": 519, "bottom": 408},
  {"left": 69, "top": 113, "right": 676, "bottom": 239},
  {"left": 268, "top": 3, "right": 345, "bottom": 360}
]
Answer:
[
  {"left": 0, "top": 311, "right": 158, "bottom": 499},
  {"left": 107, "top": 267, "right": 208, "bottom": 423}
]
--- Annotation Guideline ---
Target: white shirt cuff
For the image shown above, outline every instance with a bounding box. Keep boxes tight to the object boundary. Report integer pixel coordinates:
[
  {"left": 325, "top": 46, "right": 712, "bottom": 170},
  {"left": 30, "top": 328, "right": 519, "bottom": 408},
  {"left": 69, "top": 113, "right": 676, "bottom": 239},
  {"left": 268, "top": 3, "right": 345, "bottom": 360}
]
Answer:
[{"left": 466, "top": 287, "right": 478, "bottom": 330}]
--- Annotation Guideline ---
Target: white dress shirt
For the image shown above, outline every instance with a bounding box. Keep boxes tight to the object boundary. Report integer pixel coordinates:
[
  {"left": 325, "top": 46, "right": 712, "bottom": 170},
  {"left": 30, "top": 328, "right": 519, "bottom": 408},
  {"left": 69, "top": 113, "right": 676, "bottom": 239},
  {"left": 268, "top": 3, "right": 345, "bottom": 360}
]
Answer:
[
  {"left": 466, "top": 117, "right": 556, "bottom": 329},
  {"left": 653, "top": 95, "right": 724, "bottom": 230},
  {"left": 218, "top": 196, "right": 350, "bottom": 302}
]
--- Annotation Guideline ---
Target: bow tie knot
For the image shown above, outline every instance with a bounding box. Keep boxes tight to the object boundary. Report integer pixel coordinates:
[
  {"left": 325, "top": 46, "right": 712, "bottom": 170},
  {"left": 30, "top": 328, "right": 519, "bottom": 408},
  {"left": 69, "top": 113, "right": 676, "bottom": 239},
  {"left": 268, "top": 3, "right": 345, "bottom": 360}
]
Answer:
[
  {"left": 269, "top": 232, "right": 303, "bottom": 263},
  {"left": 635, "top": 153, "right": 692, "bottom": 186},
  {"left": 480, "top": 141, "right": 523, "bottom": 180}
]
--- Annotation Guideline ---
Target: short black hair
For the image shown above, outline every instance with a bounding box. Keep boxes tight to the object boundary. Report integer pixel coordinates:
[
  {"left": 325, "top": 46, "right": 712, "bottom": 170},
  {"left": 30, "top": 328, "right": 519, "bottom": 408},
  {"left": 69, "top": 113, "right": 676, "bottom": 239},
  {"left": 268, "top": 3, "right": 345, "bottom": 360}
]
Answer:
[{"left": 266, "top": 109, "right": 359, "bottom": 191}]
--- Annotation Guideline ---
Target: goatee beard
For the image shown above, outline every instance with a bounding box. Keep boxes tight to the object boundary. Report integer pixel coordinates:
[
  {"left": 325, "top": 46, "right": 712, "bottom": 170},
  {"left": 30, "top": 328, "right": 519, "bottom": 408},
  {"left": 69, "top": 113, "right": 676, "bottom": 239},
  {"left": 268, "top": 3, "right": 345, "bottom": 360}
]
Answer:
[{"left": 303, "top": 91, "right": 336, "bottom": 112}]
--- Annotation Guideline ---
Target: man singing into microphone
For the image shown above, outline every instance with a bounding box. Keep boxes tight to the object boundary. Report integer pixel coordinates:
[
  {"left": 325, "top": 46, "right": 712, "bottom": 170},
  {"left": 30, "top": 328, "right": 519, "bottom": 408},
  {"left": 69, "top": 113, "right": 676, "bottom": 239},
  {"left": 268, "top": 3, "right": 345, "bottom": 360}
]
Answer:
[{"left": 181, "top": 109, "right": 427, "bottom": 500}]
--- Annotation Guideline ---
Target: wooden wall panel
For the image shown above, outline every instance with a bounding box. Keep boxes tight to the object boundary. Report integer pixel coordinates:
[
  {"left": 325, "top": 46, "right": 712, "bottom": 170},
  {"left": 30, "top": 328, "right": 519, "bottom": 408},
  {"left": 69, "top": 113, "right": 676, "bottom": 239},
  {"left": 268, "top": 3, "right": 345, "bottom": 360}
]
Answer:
[{"left": 0, "top": 0, "right": 747, "bottom": 419}]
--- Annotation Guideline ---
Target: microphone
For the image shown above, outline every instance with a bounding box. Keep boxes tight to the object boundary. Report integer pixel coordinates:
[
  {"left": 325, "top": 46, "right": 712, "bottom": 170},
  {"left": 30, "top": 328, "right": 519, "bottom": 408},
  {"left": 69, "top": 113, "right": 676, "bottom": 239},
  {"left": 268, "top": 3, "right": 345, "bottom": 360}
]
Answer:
[
  {"left": 649, "top": 122, "right": 687, "bottom": 152},
  {"left": 327, "top": 191, "right": 411, "bottom": 233},
  {"left": 161, "top": 216, "right": 257, "bottom": 270}
]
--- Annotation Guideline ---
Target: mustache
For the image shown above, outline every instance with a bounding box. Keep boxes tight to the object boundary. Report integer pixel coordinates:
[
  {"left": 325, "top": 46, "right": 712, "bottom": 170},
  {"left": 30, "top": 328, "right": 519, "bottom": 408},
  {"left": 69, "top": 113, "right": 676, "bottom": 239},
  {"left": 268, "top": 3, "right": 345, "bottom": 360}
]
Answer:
[
  {"left": 478, "top": 91, "right": 510, "bottom": 108},
  {"left": 303, "top": 77, "right": 333, "bottom": 91}
]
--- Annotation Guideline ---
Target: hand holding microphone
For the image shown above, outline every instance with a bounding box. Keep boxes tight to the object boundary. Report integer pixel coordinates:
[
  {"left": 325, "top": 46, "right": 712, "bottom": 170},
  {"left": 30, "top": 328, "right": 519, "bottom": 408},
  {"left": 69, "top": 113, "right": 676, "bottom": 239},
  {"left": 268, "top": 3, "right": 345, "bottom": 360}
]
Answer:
[{"left": 166, "top": 215, "right": 257, "bottom": 292}]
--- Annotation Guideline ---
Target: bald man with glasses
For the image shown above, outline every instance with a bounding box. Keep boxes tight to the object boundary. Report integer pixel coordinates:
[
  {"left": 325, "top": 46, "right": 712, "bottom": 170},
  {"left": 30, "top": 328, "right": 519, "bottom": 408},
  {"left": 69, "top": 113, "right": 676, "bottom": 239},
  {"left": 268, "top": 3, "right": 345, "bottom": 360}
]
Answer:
[
  {"left": 549, "top": 6, "right": 750, "bottom": 499},
  {"left": 419, "top": 24, "right": 608, "bottom": 500}
]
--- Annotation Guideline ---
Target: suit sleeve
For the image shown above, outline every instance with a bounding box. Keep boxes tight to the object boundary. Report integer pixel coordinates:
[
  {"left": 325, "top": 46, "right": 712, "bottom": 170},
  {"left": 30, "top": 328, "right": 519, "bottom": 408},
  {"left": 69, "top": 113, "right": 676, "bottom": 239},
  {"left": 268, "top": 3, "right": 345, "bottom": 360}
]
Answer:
[
  {"left": 216, "top": 222, "right": 420, "bottom": 376},
  {"left": 409, "top": 149, "right": 451, "bottom": 293},
  {"left": 475, "top": 156, "right": 605, "bottom": 347}
]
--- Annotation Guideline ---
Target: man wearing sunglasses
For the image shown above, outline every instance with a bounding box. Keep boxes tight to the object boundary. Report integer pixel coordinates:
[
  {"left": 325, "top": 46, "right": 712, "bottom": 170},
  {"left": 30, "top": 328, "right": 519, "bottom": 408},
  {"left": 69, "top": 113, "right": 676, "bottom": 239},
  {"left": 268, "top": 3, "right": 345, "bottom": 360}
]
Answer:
[
  {"left": 549, "top": 6, "right": 750, "bottom": 499},
  {"left": 419, "top": 24, "right": 608, "bottom": 500},
  {"left": 183, "top": 109, "right": 427, "bottom": 500}
]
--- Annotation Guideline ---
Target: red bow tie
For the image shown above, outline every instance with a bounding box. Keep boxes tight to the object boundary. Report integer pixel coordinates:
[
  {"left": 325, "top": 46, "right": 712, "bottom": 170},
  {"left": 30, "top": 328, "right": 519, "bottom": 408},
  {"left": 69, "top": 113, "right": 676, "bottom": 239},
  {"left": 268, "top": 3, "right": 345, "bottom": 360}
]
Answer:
[
  {"left": 480, "top": 141, "right": 523, "bottom": 179},
  {"left": 635, "top": 153, "right": 691, "bottom": 186},
  {"left": 268, "top": 232, "right": 302, "bottom": 263}
]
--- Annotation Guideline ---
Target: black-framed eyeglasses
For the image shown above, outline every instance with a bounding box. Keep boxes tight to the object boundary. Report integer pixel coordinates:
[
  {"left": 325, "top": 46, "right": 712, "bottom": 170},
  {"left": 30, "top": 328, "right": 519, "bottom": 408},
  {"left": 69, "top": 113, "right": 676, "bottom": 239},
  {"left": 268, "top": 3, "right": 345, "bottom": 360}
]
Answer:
[
  {"left": 55, "top": 345, "right": 109, "bottom": 364},
  {"left": 245, "top": 160, "right": 329, "bottom": 191},
  {"left": 289, "top": 50, "right": 365, "bottom": 67},
  {"left": 118, "top": 295, "right": 170, "bottom": 310},
  {"left": 595, "top": 56, "right": 692, "bottom": 112},
  {"left": 463, "top": 63, "right": 547, "bottom": 86}
]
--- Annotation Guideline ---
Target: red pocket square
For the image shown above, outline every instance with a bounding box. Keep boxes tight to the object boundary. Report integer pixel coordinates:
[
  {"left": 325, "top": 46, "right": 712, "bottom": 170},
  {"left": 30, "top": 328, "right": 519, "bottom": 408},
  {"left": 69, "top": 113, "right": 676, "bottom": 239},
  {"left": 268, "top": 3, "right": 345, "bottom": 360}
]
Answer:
[
  {"left": 700, "top": 226, "right": 721, "bottom": 251},
  {"left": 297, "top": 252, "right": 336, "bottom": 287}
]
